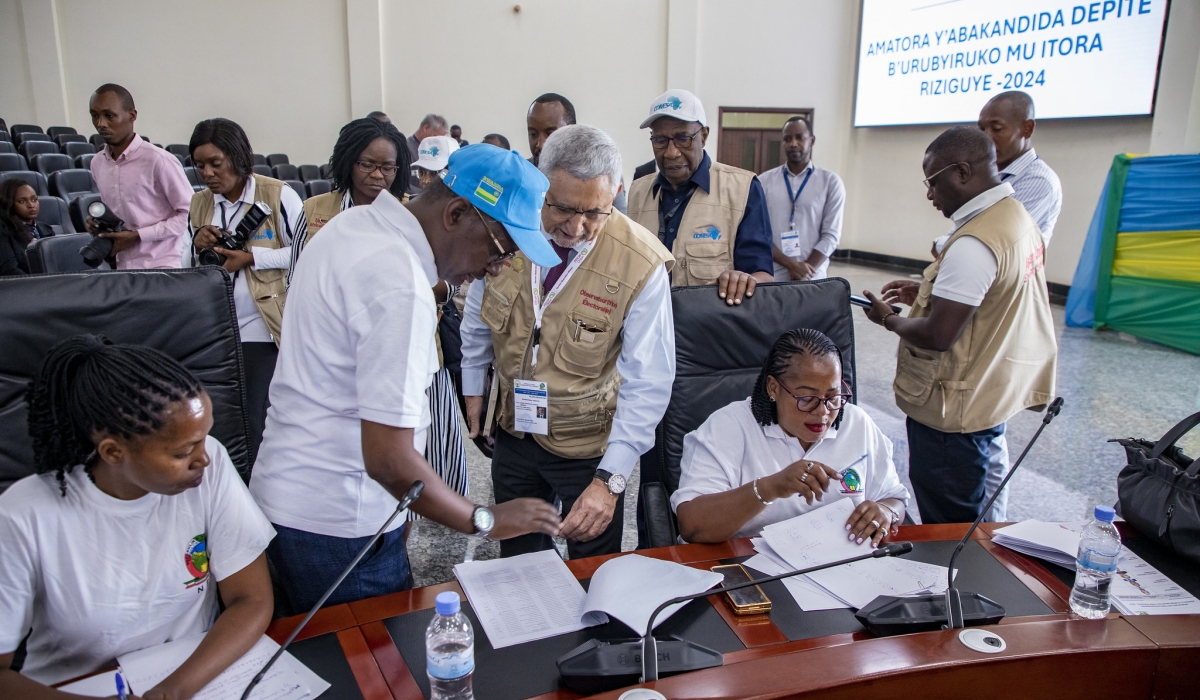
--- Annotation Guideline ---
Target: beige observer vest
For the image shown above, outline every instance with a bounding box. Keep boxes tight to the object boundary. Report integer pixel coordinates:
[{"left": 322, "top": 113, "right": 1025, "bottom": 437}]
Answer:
[
  {"left": 302, "top": 190, "right": 344, "bottom": 247},
  {"left": 626, "top": 161, "right": 753, "bottom": 287},
  {"left": 190, "top": 174, "right": 290, "bottom": 344},
  {"left": 894, "top": 196, "right": 1057, "bottom": 433},
  {"left": 480, "top": 211, "right": 673, "bottom": 458}
]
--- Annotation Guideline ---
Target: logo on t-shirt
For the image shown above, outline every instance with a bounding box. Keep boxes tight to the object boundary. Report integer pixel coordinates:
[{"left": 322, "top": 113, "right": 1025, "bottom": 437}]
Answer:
[
  {"left": 183, "top": 533, "right": 209, "bottom": 589},
  {"left": 692, "top": 226, "right": 721, "bottom": 240},
  {"left": 838, "top": 468, "right": 863, "bottom": 494}
]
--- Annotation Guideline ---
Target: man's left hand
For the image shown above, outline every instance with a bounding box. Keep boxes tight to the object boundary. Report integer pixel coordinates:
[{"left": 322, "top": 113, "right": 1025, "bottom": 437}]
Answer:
[
  {"left": 715, "top": 270, "right": 758, "bottom": 305},
  {"left": 558, "top": 479, "right": 618, "bottom": 543},
  {"left": 790, "top": 260, "right": 816, "bottom": 280},
  {"left": 217, "top": 247, "right": 254, "bottom": 273},
  {"left": 97, "top": 229, "right": 140, "bottom": 254},
  {"left": 862, "top": 290, "right": 895, "bottom": 326}
]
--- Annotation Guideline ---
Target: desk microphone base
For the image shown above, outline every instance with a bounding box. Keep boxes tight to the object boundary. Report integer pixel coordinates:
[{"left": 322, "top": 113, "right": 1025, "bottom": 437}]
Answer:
[
  {"left": 557, "top": 636, "right": 722, "bottom": 695},
  {"left": 855, "top": 593, "right": 1005, "bottom": 637}
]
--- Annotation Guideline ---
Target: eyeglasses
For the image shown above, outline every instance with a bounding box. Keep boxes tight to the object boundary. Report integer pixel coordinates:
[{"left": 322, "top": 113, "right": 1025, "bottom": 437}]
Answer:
[
  {"left": 355, "top": 160, "right": 400, "bottom": 176},
  {"left": 922, "top": 161, "right": 964, "bottom": 190},
  {"left": 472, "top": 206, "right": 517, "bottom": 263},
  {"left": 649, "top": 129, "right": 703, "bottom": 150},
  {"left": 544, "top": 199, "right": 613, "bottom": 225},
  {"left": 773, "top": 378, "right": 852, "bottom": 413}
]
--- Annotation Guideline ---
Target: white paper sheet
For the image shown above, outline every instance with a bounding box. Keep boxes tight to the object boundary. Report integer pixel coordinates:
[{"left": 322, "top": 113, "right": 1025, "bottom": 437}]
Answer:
[
  {"left": 117, "top": 633, "right": 328, "bottom": 700},
  {"left": 805, "top": 557, "right": 947, "bottom": 608},
  {"left": 454, "top": 549, "right": 600, "bottom": 649},
  {"left": 761, "top": 498, "right": 871, "bottom": 571},
  {"left": 992, "top": 520, "right": 1087, "bottom": 568},
  {"left": 1110, "top": 548, "right": 1200, "bottom": 616},
  {"left": 743, "top": 552, "right": 849, "bottom": 611},
  {"left": 57, "top": 670, "right": 120, "bottom": 697},
  {"left": 580, "top": 554, "right": 724, "bottom": 634}
]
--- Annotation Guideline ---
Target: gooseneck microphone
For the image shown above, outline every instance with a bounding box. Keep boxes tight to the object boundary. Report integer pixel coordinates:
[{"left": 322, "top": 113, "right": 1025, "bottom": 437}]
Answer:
[
  {"left": 639, "top": 541, "right": 915, "bottom": 682},
  {"left": 240, "top": 481, "right": 425, "bottom": 700}
]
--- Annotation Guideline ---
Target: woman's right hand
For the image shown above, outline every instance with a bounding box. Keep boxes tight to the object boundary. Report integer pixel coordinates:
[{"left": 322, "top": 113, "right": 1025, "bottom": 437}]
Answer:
[
  {"left": 192, "top": 225, "right": 223, "bottom": 250},
  {"left": 488, "top": 498, "right": 562, "bottom": 540},
  {"left": 763, "top": 459, "right": 840, "bottom": 505}
]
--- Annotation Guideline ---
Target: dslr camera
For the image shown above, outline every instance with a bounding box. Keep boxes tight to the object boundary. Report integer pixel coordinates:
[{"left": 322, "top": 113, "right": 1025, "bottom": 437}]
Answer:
[
  {"left": 77, "top": 200, "right": 125, "bottom": 269},
  {"left": 197, "top": 202, "right": 273, "bottom": 266}
]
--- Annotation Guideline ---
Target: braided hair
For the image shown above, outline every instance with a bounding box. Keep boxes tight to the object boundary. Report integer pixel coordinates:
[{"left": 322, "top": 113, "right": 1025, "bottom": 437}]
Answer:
[
  {"left": 327, "top": 117, "right": 412, "bottom": 198},
  {"left": 26, "top": 335, "right": 204, "bottom": 496},
  {"left": 750, "top": 329, "right": 845, "bottom": 428}
]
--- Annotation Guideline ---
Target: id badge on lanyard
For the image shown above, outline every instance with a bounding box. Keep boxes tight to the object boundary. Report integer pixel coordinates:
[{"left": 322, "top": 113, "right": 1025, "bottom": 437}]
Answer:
[
  {"left": 778, "top": 166, "right": 813, "bottom": 259},
  {"left": 520, "top": 242, "right": 593, "bottom": 434}
]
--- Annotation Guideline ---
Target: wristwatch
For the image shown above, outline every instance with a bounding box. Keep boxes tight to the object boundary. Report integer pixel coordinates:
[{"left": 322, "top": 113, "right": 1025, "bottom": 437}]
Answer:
[
  {"left": 471, "top": 505, "right": 495, "bottom": 538},
  {"left": 594, "top": 469, "right": 627, "bottom": 495}
]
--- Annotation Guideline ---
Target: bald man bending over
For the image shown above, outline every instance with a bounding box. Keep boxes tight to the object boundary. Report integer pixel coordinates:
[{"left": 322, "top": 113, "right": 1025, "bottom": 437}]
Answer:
[{"left": 862, "top": 126, "right": 1056, "bottom": 524}]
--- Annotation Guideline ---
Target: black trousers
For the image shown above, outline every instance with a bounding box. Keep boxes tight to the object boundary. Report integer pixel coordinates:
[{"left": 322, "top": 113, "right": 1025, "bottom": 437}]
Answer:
[
  {"left": 907, "top": 417, "right": 1006, "bottom": 524},
  {"left": 242, "top": 341, "right": 278, "bottom": 462},
  {"left": 492, "top": 429, "right": 624, "bottom": 558}
]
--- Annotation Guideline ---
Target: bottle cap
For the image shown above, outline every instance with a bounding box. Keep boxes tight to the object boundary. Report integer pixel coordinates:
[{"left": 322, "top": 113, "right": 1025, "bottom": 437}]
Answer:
[
  {"left": 435, "top": 591, "right": 461, "bottom": 616},
  {"left": 1094, "top": 505, "right": 1116, "bottom": 522}
]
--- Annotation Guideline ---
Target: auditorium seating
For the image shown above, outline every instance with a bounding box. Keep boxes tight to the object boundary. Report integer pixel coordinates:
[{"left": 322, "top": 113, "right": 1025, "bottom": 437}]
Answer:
[
  {"left": 74, "top": 154, "right": 94, "bottom": 170},
  {"left": 35, "top": 195, "right": 75, "bottom": 236},
  {"left": 0, "top": 153, "right": 27, "bottom": 172},
  {"left": 14, "top": 133, "right": 51, "bottom": 149},
  {"left": 89, "top": 134, "right": 105, "bottom": 149},
  {"left": 0, "top": 129, "right": 10, "bottom": 142},
  {"left": 24, "top": 233, "right": 110, "bottom": 274},
  {"left": 284, "top": 180, "right": 307, "bottom": 201},
  {"left": 306, "top": 179, "right": 332, "bottom": 197},
  {"left": 55, "top": 134, "right": 87, "bottom": 147},
  {"left": 298, "top": 164, "right": 321, "bottom": 182},
  {"left": 252, "top": 164, "right": 272, "bottom": 177},
  {"left": 49, "top": 169, "right": 98, "bottom": 202},
  {"left": 273, "top": 163, "right": 299, "bottom": 181},
  {"left": 46, "top": 126, "right": 77, "bottom": 138},
  {"left": 62, "top": 142, "right": 95, "bottom": 159},
  {"left": 183, "top": 166, "right": 205, "bottom": 192},
  {"left": 166, "top": 144, "right": 189, "bottom": 157},
  {"left": 0, "top": 142, "right": 14, "bottom": 154},
  {"left": 32, "top": 153, "right": 74, "bottom": 177},
  {"left": 320, "top": 163, "right": 333, "bottom": 179},
  {"left": 170, "top": 152, "right": 187, "bottom": 167},
  {"left": 68, "top": 193, "right": 102, "bottom": 231},
  {"left": 266, "top": 153, "right": 289, "bottom": 166},
  {"left": 19, "top": 141, "right": 58, "bottom": 160},
  {"left": 9, "top": 125, "right": 41, "bottom": 138},
  {"left": 252, "top": 153, "right": 267, "bottom": 166},
  {"left": 0, "top": 170, "right": 49, "bottom": 195}
]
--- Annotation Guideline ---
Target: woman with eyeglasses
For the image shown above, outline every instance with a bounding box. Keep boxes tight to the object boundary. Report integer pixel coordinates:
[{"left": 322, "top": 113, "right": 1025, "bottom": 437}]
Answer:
[{"left": 672, "top": 329, "right": 909, "bottom": 545}]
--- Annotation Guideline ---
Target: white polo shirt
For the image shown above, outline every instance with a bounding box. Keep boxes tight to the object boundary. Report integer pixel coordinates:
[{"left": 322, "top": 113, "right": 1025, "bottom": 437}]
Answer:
[
  {"left": 250, "top": 191, "right": 440, "bottom": 538},
  {"left": 671, "top": 400, "right": 909, "bottom": 540}
]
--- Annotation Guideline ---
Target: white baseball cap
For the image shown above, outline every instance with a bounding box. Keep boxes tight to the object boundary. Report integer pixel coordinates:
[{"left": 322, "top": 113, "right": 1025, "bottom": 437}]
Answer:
[
  {"left": 413, "top": 136, "right": 459, "bottom": 171},
  {"left": 639, "top": 89, "right": 707, "bottom": 129}
]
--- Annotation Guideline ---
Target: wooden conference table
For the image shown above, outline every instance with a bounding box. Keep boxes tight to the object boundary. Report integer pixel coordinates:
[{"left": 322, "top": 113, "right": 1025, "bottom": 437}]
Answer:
[{"left": 267, "top": 523, "right": 1200, "bottom": 699}]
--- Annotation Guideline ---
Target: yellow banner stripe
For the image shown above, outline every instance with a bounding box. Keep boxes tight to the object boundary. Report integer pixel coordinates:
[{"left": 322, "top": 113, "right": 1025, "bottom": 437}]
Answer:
[{"left": 1112, "top": 230, "right": 1200, "bottom": 283}]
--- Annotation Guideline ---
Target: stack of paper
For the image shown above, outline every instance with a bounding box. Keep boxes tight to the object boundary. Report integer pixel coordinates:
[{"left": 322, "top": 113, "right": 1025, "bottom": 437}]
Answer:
[
  {"left": 992, "top": 519, "right": 1200, "bottom": 616},
  {"left": 745, "top": 499, "right": 949, "bottom": 610},
  {"left": 454, "top": 550, "right": 724, "bottom": 648}
]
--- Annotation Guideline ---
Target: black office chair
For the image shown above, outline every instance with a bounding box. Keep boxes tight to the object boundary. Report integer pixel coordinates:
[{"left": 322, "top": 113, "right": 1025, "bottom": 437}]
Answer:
[
  {"left": 169, "top": 152, "right": 186, "bottom": 167},
  {"left": 74, "top": 153, "right": 94, "bottom": 170},
  {"left": 298, "top": 164, "right": 321, "bottom": 182},
  {"left": 140, "top": 136, "right": 150, "bottom": 143},
  {"left": 252, "top": 164, "right": 272, "bottom": 177},
  {"left": 54, "top": 134, "right": 86, "bottom": 147},
  {"left": 166, "top": 144, "right": 189, "bottom": 157},
  {"left": 252, "top": 153, "right": 267, "bottom": 166},
  {"left": 284, "top": 180, "right": 307, "bottom": 201},
  {"left": 273, "top": 163, "right": 299, "bottom": 181},
  {"left": 0, "top": 129, "right": 10, "bottom": 142},
  {"left": 182, "top": 166, "right": 202, "bottom": 186},
  {"left": 0, "top": 141, "right": 14, "bottom": 154},
  {"left": 46, "top": 126, "right": 77, "bottom": 139},
  {"left": 14, "top": 132, "right": 51, "bottom": 149},
  {"left": 0, "top": 153, "right": 27, "bottom": 172},
  {"left": 319, "top": 163, "right": 333, "bottom": 179},
  {"left": 306, "top": 179, "right": 332, "bottom": 197},
  {"left": 49, "top": 169, "right": 98, "bottom": 201},
  {"left": 11, "top": 126, "right": 45, "bottom": 147},
  {"left": 89, "top": 134, "right": 105, "bottom": 150},
  {"left": 0, "top": 170, "right": 49, "bottom": 195},
  {"left": 32, "top": 153, "right": 73, "bottom": 177},
  {"left": 639, "top": 280, "right": 859, "bottom": 548},
  {"left": 19, "top": 141, "right": 58, "bottom": 160},
  {"left": 25, "top": 233, "right": 110, "bottom": 273},
  {"left": 35, "top": 195, "right": 75, "bottom": 236},
  {"left": 266, "top": 153, "right": 289, "bottom": 167},
  {"left": 0, "top": 268, "right": 254, "bottom": 493},
  {"left": 62, "top": 142, "right": 95, "bottom": 159}
]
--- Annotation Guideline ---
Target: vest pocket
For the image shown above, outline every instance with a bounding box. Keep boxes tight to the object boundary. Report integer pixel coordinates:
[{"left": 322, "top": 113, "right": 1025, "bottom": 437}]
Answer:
[
  {"left": 894, "top": 345, "right": 939, "bottom": 406},
  {"left": 480, "top": 275, "right": 521, "bottom": 334},
  {"left": 547, "top": 383, "right": 617, "bottom": 441},
  {"left": 683, "top": 239, "right": 731, "bottom": 283},
  {"left": 552, "top": 313, "right": 612, "bottom": 379}
]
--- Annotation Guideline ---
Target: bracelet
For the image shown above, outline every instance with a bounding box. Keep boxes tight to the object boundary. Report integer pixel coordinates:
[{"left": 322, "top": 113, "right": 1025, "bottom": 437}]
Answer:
[
  {"left": 881, "top": 311, "right": 898, "bottom": 331},
  {"left": 880, "top": 503, "right": 900, "bottom": 529},
  {"left": 752, "top": 478, "right": 774, "bottom": 506}
]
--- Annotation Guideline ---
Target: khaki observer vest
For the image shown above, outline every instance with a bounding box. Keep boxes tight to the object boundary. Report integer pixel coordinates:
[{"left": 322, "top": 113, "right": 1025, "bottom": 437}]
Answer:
[
  {"left": 480, "top": 211, "right": 673, "bottom": 459},
  {"left": 626, "top": 160, "right": 754, "bottom": 287},
  {"left": 302, "top": 190, "right": 344, "bottom": 247},
  {"left": 894, "top": 196, "right": 1057, "bottom": 433},
  {"left": 190, "top": 174, "right": 291, "bottom": 345}
]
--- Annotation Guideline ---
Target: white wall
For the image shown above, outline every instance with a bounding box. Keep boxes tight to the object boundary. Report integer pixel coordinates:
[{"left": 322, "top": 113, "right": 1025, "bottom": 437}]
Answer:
[{"left": 0, "top": 0, "right": 37, "bottom": 126}]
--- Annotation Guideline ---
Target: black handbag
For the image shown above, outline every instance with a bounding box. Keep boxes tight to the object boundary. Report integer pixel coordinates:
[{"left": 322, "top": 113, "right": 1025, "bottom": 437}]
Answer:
[{"left": 1114, "top": 412, "right": 1200, "bottom": 564}]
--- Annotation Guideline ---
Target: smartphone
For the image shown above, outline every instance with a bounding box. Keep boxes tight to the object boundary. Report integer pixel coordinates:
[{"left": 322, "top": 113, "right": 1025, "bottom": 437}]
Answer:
[
  {"left": 711, "top": 564, "right": 772, "bottom": 616},
  {"left": 850, "top": 295, "right": 901, "bottom": 313}
]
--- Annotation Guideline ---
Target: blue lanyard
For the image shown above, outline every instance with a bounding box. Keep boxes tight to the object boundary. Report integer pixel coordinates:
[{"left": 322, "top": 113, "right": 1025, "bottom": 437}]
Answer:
[{"left": 783, "top": 165, "right": 813, "bottom": 226}]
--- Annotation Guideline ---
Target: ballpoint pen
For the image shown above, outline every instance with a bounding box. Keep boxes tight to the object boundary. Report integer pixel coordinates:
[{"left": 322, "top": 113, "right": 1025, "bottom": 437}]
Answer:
[
  {"left": 115, "top": 671, "right": 129, "bottom": 700},
  {"left": 835, "top": 453, "right": 869, "bottom": 479}
]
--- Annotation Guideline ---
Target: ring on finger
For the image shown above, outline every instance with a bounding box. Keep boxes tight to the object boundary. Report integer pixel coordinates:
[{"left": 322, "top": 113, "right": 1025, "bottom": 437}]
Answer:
[
  {"left": 800, "top": 473, "right": 808, "bottom": 483},
  {"left": 805, "top": 461, "right": 813, "bottom": 473},
  {"left": 869, "top": 520, "right": 880, "bottom": 528}
]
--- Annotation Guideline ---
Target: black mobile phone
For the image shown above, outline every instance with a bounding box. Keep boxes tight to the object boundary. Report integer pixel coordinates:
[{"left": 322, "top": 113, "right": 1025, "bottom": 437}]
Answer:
[
  {"left": 711, "top": 564, "right": 771, "bottom": 615},
  {"left": 850, "top": 295, "right": 901, "bottom": 313}
]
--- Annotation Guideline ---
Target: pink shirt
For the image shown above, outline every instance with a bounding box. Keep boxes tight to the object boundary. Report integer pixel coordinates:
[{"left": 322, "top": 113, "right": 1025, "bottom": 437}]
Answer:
[{"left": 90, "top": 134, "right": 193, "bottom": 269}]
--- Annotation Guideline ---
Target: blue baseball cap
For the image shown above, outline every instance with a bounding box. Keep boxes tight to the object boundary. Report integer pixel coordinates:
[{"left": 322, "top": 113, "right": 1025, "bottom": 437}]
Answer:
[{"left": 442, "top": 144, "right": 558, "bottom": 268}]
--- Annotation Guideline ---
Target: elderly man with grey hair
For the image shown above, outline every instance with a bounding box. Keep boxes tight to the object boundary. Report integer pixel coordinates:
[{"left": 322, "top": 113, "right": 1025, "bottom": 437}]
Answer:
[
  {"left": 407, "top": 113, "right": 449, "bottom": 194},
  {"left": 460, "top": 127, "right": 675, "bottom": 557}
]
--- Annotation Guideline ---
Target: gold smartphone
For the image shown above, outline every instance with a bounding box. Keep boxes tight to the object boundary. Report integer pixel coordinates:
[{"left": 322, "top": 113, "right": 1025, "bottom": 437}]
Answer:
[{"left": 712, "top": 564, "right": 772, "bottom": 615}]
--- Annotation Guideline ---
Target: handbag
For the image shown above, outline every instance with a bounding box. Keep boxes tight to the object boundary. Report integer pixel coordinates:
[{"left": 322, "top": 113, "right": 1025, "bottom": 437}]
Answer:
[{"left": 1114, "top": 412, "right": 1200, "bottom": 564}]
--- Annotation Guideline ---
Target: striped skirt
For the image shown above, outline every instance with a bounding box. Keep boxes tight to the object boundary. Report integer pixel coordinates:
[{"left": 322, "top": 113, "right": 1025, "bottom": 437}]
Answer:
[{"left": 410, "top": 367, "right": 468, "bottom": 520}]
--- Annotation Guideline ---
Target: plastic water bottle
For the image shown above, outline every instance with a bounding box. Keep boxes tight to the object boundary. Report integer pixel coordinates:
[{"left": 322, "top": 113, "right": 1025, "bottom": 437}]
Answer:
[
  {"left": 427, "top": 591, "right": 474, "bottom": 700},
  {"left": 1069, "top": 505, "right": 1122, "bottom": 619}
]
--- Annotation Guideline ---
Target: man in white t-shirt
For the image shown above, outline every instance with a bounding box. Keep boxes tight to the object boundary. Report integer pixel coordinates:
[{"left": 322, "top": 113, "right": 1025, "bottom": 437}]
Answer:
[{"left": 250, "top": 145, "right": 565, "bottom": 612}]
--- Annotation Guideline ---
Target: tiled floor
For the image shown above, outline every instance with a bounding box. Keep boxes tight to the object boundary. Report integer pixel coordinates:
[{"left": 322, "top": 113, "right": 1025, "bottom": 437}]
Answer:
[{"left": 407, "top": 261, "right": 1200, "bottom": 587}]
